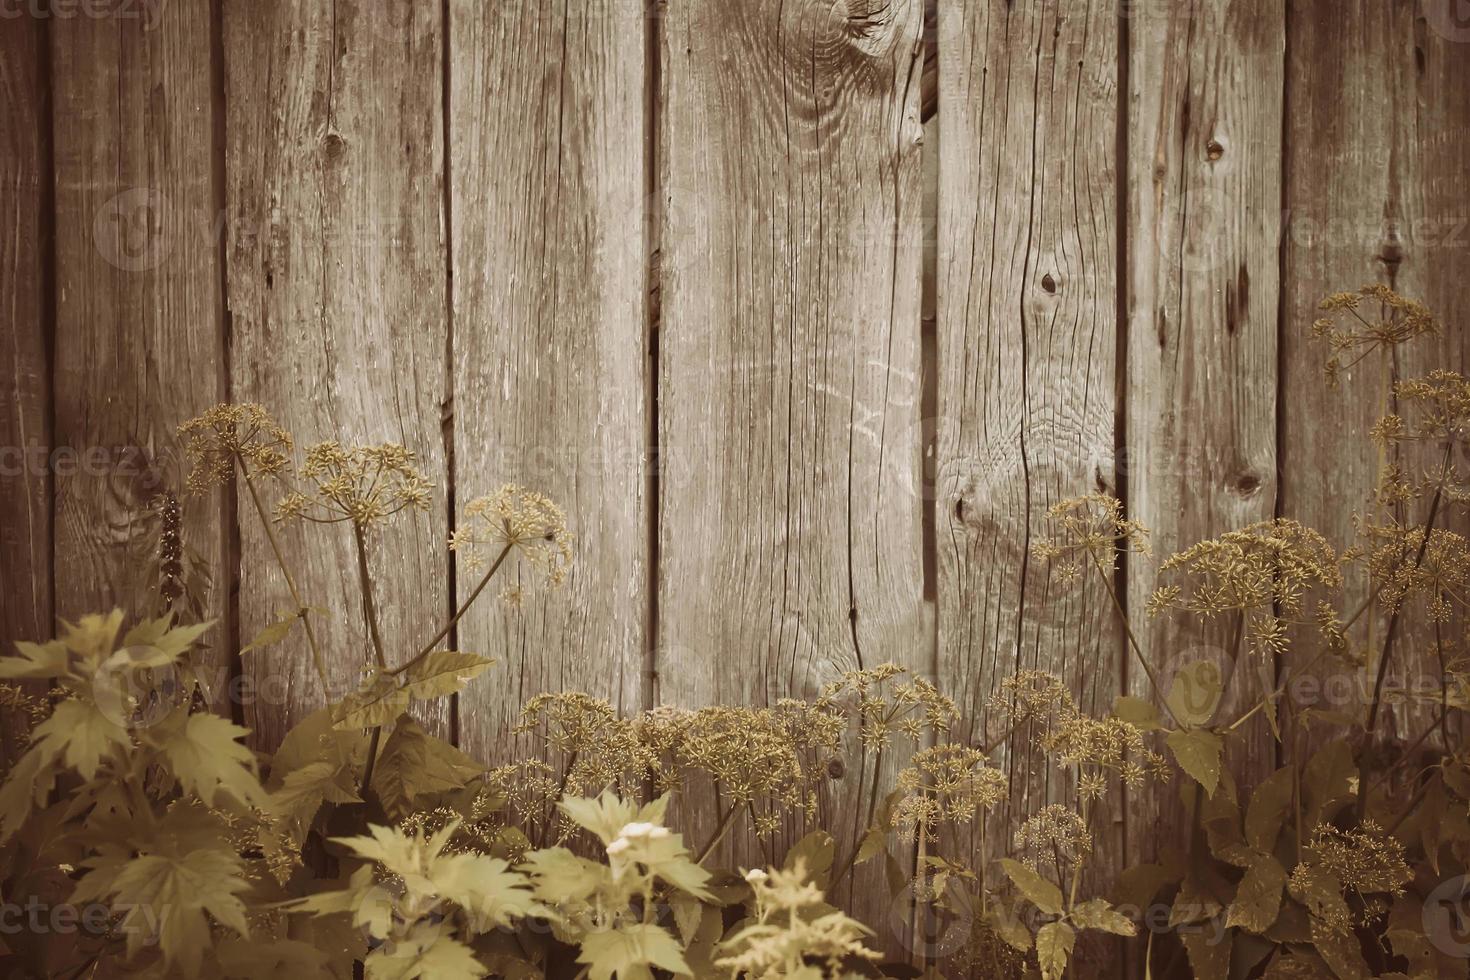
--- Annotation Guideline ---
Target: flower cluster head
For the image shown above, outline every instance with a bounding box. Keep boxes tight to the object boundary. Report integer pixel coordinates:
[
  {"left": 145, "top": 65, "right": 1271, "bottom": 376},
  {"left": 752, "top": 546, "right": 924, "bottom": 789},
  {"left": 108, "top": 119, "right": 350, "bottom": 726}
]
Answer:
[
  {"left": 1041, "top": 711, "right": 1169, "bottom": 796},
  {"left": 1013, "top": 804, "right": 1093, "bottom": 871},
  {"left": 715, "top": 861, "right": 879, "bottom": 977},
  {"left": 1312, "top": 285, "right": 1438, "bottom": 387},
  {"left": 1358, "top": 520, "right": 1470, "bottom": 622},
  {"left": 515, "top": 692, "right": 655, "bottom": 799},
  {"left": 988, "top": 669, "right": 1076, "bottom": 725},
  {"left": 818, "top": 662, "right": 958, "bottom": 750},
  {"left": 1033, "top": 493, "right": 1150, "bottom": 581},
  {"left": 892, "top": 744, "right": 1007, "bottom": 842},
  {"left": 1304, "top": 821, "right": 1411, "bottom": 897},
  {"left": 178, "top": 403, "right": 293, "bottom": 492},
  {"left": 1371, "top": 369, "right": 1470, "bottom": 501},
  {"left": 650, "top": 705, "right": 813, "bottom": 815},
  {"left": 274, "top": 441, "right": 432, "bottom": 530},
  {"left": 1148, "top": 519, "right": 1343, "bottom": 659},
  {"left": 450, "top": 485, "right": 572, "bottom": 601}
]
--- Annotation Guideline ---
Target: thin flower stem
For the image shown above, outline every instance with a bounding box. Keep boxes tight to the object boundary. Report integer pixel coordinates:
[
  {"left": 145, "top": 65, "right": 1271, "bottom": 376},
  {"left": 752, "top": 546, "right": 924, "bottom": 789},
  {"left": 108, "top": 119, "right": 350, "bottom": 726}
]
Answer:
[
  {"left": 1364, "top": 443, "right": 1452, "bottom": 737},
  {"left": 352, "top": 522, "right": 388, "bottom": 669},
  {"left": 1090, "top": 555, "right": 1180, "bottom": 726},
  {"left": 696, "top": 801, "right": 743, "bottom": 865},
  {"left": 390, "top": 541, "right": 516, "bottom": 677},
  {"left": 240, "top": 466, "right": 329, "bottom": 691},
  {"left": 831, "top": 744, "right": 885, "bottom": 889}
]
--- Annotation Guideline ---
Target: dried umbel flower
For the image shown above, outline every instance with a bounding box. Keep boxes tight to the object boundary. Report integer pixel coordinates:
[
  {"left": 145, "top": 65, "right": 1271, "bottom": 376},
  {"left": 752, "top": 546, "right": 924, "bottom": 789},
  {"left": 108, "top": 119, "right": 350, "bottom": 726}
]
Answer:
[
  {"left": 818, "top": 662, "right": 959, "bottom": 749},
  {"left": 515, "top": 692, "right": 655, "bottom": 798},
  {"left": 892, "top": 744, "right": 1007, "bottom": 842},
  {"left": 1311, "top": 285, "right": 1438, "bottom": 387},
  {"left": 987, "top": 669, "right": 1076, "bottom": 725},
  {"left": 1013, "top": 804, "right": 1092, "bottom": 871},
  {"left": 450, "top": 484, "right": 572, "bottom": 594},
  {"left": 1305, "top": 821, "right": 1411, "bottom": 896},
  {"left": 1033, "top": 493, "right": 1150, "bottom": 581},
  {"left": 1149, "top": 519, "right": 1343, "bottom": 658},
  {"left": 1358, "top": 521, "right": 1470, "bottom": 621},
  {"left": 1040, "top": 711, "right": 1169, "bottom": 795},
  {"left": 178, "top": 402, "right": 293, "bottom": 492},
  {"left": 274, "top": 441, "right": 433, "bottom": 530},
  {"left": 654, "top": 705, "right": 811, "bottom": 811}
]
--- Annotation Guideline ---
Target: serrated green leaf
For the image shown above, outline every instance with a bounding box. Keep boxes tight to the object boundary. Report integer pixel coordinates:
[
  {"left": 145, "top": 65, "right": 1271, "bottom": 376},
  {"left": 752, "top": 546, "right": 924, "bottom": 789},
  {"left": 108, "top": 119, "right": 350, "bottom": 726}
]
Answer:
[
  {"left": 998, "top": 858, "right": 1064, "bottom": 916},
  {"left": 1113, "top": 695, "right": 1164, "bottom": 730},
  {"left": 578, "top": 923, "right": 688, "bottom": 980},
  {"left": 1168, "top": 727, "right": 1223, "bottom": 797},
  {"left": 30, "top": 698, "right": 130, "bottom": 779},
  {"left": 1244, "top": 766, "right": 1295, "bottom": 852},
  {"left": 1226, "top": 851, "right": 1286, "bottom": 934},
  {"left": 332, "top": 673, "right": 411, "bottom": 731},
  {"left": 400, "top": 651, "right": 496, "bottom": 701},
  {"left": 372, "top": 715, "right": 483, "bottom": 818},
  {"left": 240, "top": 614, "right": 298, "bottom": 655},
  {"left": 1036, "top": 921, "right": 1075, "bottom": 980},
  {"left": 154, "top": 712, "right": 266, "bottom": 807},
  {"left": 1071, "top": 898, "right": 1136, "bottom": 936},
  {"left": 784, "top": 830, "right": 835, "bottom": 888}
]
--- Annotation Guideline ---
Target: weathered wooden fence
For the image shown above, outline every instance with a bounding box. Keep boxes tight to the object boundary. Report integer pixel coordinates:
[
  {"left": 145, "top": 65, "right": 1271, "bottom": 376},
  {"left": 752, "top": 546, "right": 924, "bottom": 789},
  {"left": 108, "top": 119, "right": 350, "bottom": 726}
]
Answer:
[{"left": 4, "top": 0, "right": 1470, "bottom": 961}]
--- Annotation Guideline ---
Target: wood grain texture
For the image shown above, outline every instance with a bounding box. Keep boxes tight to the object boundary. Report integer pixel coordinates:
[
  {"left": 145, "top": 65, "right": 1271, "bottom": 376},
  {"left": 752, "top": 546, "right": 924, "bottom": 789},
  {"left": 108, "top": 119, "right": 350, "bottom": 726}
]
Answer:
[
  {"left": 223, "top": 0, "right": 450, "bottom": 748},
  {"left": 1281, "top": 0, "right": 1470, "bottom": 748},
  {"left": 0, "top": 13, "right": 51, "bottom": 764},
  {"left": 935, "top": 0, "right": 1122, "bottom": 927},
  {"left": 49, "top": 0, "right": 229, "bottom": 694},
  {"left": 448, "top": 0, "right": 648, "bottom": 760},
  {"left": 658, "top": 0, "right": 927, "bottom": 943},
  {"left": 1125, "top": 0, "right": 1283, "bottom": 867}
]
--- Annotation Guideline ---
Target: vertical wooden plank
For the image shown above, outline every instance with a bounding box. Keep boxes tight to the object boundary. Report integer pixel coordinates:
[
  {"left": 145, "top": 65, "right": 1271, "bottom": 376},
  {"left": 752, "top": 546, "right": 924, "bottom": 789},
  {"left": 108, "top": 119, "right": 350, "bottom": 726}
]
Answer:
[
  {"left": 1125, "top": 0, "right": 1283, "bottom": 863},
  {"left": 1282, "top": 1, "right": 1470, "bottom": 744},
  {"left": 223, "top": 0, "right": 450, "bottom": 747},
  {"left": 659, "top": 0, "right": 927, "bottom": 942},
  {"left": 935, "top": 0, "right": 1121, "bottom": 947},
  {"left": 448, "top": 0, "right": 648, "bottom": 758},
  {"left": 0, "top": 12, "right": 51, "bottom": 762},
  {"left": 50, "top": 0, "right": 229, "bottom": 693}
]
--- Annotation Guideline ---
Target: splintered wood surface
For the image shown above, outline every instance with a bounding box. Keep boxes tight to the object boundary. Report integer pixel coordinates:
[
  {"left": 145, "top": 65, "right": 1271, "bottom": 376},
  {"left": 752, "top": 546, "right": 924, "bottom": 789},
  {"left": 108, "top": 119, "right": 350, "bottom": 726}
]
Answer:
[
  {"left": 448, "top": 0, "right": 649, "bottom": 764},
  {"left": 0, "top": 14, "right": 50, "bottom": 763},
  {"left": 935, "top": 1, "right": 1122, "bottom": 949},
  {"left": 657, "top": 0, "right": 927, "bottom": 944},
  {"left": 1125, "top": 0, "right": 1283, "bottom": 866},
  {"left": 1281, "top": 0, "right": 1470, "bottom": 750},
  {"left": 222, "top": 0, "right": 451, "bottom": 747},
  {"left": 48, "top": 0, "right": 230, "bottom": 704}
]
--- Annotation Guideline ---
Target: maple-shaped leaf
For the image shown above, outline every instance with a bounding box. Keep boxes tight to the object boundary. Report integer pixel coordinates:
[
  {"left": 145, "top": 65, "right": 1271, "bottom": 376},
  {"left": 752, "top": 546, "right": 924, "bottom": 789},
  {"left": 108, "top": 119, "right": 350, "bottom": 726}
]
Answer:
[
  {"left": 520, "top": 846, "right": 607, "bottom": 906},
  {"left": 56, "top": 610, "right": 126, "bottom": 668},
  {"left": 372, "top": 715, "right": 482, "bottom": 818},
  {"left": 30, "top": 698, "right": 130, "bottom": 779},
  {"left": 434, "top": 853, "right": 547, "bottom": 932},
  {"left": 399, "top": 651, "right": 495, "bottom": 701},
  {"left": 366, "top": 923, "right": 486, "bottom": 980},
  {"left": 153, "top": 711, "right": 266, "bottom": 807},
  {"left": 291, "top": 865, "right": 396, "bottom": 940},
  {"left": 0, "top": 639, "right": 70, "bottom": 679},
  {"left": 73, "top": 844, "right": 250, "bottom": 974},
  {"left": 268, "top": 760, "right": 362, "bottom": 845},
  {"left": 578, "top": 923, "right": 688, "bottom": 980},
  {"left": 109, "top": 616, "right": 214, "bottom": 670}
]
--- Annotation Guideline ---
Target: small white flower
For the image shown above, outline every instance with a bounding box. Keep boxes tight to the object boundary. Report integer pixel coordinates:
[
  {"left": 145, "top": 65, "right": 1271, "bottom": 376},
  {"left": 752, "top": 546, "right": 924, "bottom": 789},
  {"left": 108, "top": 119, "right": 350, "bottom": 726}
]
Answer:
[
  {"left": 744, "top": 868, "right": 769, "bottom": 884},
  {"left": 619, "top": 821, "right": 657, "bottom": 839},
  {"left": 606, "top": 838, "right": 631, "bottom": 856},
  {"left": 647, "top": 826, "right": 670, "bottom": 840}
]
